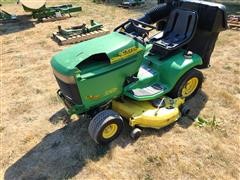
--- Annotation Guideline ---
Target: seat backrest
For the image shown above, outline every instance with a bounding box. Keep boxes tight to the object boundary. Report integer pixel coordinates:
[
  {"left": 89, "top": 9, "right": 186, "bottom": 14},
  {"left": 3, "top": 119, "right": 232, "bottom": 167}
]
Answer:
[{"left": 164, "top": 8, "right": 198, "bottom": 40}]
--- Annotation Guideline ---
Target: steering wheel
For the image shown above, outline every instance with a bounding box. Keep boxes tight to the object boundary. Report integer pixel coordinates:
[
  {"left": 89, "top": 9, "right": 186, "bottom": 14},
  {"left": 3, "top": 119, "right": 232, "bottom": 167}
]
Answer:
[
  {"left": 128, "top": 19, "right": 156, "bottom": 37},
  {"left": 114, "top": 19, "right": 156, "bottom": 38}
]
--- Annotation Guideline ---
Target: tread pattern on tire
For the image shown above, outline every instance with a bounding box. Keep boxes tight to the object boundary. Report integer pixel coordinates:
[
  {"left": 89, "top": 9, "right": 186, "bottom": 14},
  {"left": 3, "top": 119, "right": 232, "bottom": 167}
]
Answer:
[{"left": 88, "top": 110, "right": 123, "bottom": 144}]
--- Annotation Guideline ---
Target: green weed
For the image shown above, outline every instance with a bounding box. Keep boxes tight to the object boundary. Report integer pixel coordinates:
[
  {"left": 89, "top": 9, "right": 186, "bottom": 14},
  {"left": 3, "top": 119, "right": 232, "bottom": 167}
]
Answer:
[{"left": 195, "top": 115, "right": 220, "bottom": 129}]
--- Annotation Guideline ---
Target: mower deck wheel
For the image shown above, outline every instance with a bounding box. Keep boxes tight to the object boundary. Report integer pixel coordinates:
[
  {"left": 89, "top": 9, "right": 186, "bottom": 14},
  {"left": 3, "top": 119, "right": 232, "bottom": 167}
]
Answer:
[
  {"left": 130, "top": 128, "right": 142, "bottom": 140},
  {"left": 180, "top": 104, "right": 190, "bottom": 116},
  {"left": 88, "top": 109, "right": 124, "bottom": 144}
]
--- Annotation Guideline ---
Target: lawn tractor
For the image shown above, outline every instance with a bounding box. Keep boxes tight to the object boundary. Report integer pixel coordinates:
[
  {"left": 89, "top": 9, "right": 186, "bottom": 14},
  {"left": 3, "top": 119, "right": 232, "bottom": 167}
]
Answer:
[
  {"left": 118, "top": 0, "right": 145, "bottom": 8},
  {"left": 0, "top": 4, "right": 17, "bottom": 23},
  {"left": 51, "top": 0, "right": 227, "bottom": 144},
  {"left": 18, "top": 0, "right": 82, "bottom": 22}
]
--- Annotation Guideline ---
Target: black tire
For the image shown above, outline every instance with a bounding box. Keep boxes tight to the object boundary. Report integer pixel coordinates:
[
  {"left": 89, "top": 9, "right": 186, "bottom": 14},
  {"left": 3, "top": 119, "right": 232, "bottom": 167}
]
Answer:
[
  {"left": 168, "top": 69, "right": 203, "bottom": 99},
  {"left": 130, "top": 128, "right": 142, "bottom": 140},
  {"left": 180, "top": 104, "right": 190, "bottom": 116},
  {"left": 88, "top": 110, "right": 124, "bottom": 144}
]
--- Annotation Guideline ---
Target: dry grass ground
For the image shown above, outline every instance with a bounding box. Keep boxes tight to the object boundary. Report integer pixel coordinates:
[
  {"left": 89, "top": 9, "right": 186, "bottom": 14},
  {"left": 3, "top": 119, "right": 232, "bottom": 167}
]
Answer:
[{"left": 1, "top": 0, "right": 240, "bottom": 179}]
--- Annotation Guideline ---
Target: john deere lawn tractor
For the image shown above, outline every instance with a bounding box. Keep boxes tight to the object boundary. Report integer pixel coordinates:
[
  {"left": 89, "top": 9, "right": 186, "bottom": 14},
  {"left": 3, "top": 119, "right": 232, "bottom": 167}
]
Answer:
[{"left": 51, "top": 0, "right": 227, "bottom": 144}]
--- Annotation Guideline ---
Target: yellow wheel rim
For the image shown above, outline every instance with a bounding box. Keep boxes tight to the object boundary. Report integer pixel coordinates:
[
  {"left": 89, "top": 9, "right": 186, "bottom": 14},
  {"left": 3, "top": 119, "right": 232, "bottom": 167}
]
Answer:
[
  {"left": 102, "top": 124, "right": 118, "bottom": 139},
  {"left": 181, "top": 77, "right": 199, "bottom": 97}
]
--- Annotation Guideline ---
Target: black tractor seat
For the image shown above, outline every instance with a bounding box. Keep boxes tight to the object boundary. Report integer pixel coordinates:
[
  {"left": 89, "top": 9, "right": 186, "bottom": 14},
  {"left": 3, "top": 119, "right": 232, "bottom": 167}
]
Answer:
[{"left": 150, "top": 8, "right": 198, "bottom": 55}]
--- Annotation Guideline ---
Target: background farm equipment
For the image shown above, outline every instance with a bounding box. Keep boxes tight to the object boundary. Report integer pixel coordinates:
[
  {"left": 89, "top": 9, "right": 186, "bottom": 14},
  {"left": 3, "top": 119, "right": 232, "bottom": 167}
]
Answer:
[
  {"left": 118, "top": 0, "right": 145, "bottom": 8},
  {"left": 19, "top": 0, "right": 81, "bottom": 22},
  {"left": 52, "top": 20, "right": 109, "bottom": 45},
  {"left": 227, "top": 15, "right": 240, "bottom": 31},
  {"left": 0, "top": 4, "right": 17, "bottom": 23}
]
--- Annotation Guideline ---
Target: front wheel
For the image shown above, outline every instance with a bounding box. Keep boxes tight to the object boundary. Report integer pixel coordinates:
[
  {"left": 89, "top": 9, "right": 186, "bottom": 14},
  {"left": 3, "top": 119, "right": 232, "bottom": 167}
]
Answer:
[
  {"left": 168, "top": 69, "right": 203, "bottom": 99},
  {"left": 88, "top": 110, "right": 124, "bottom": 144}
]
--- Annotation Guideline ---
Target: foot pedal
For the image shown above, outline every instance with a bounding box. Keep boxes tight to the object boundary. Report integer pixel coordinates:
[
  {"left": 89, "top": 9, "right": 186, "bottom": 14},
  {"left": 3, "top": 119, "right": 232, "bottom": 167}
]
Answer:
[
  {"left": 138, "top": 65, "right": 156, "bottom": 78},
  {"left": 130, "top": 83, "right": 164, "bottom": 97}
]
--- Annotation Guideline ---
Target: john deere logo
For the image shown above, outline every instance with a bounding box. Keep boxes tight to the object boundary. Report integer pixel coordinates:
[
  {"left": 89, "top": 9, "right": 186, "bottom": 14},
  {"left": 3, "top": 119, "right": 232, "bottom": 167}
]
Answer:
[
  {"left": 86, "top": 88, "right": 118, "bottom": 100},
  {"left": 111, "top": 46, "right": 142, "bottom": 64},
  {"left": 86, "top": 95, "right": 100, "bottom": 100}
]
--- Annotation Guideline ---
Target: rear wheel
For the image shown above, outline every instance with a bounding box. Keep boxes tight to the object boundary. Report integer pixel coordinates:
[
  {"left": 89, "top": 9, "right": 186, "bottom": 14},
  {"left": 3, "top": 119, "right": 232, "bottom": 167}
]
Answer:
[
  {"left": 88, "top": 110, "right": 124, "bottom": 144},
  {"left": 168, "top": 69, "right": 203, "bottom": 99}
]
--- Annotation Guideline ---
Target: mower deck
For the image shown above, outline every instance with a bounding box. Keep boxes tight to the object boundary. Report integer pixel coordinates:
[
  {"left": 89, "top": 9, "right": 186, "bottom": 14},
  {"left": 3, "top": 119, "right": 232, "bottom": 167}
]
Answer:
[{"left": 112, "top": 97, "right": 184, "bottom": 129}]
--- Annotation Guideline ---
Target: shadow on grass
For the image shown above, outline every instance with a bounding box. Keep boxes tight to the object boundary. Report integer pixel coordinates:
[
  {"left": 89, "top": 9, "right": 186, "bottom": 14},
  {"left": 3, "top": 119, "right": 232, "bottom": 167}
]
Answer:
[
  {"left": 4, "top": 116, "right": 111, "bottom": 179},
  {"left": 4, "top": 106, "right": 134, "bottom": 180},
  {"left": 4, "top": 90, "right": 207, "bottom": 179},
  {"left": 177, "top": 90, "right": 208, "bottom": 128},
  {"left": 0, "top": 15, "right": 35, "bottom": 35},
  {"left": 49, "top": 108, "right": 71, "bottom": 125}
]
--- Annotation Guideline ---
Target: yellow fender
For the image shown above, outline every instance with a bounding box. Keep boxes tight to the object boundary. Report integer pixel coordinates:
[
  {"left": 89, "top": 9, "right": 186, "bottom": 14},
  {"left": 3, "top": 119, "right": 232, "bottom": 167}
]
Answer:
[{"left": 112, "top": 97, "right": 185, "bottom": 129}]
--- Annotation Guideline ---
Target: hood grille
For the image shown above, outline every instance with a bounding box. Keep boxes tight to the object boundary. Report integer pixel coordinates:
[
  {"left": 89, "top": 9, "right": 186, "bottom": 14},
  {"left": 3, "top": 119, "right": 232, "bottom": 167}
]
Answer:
[{"left": 55, "top": 76, "right": 82, "bottom": 105}]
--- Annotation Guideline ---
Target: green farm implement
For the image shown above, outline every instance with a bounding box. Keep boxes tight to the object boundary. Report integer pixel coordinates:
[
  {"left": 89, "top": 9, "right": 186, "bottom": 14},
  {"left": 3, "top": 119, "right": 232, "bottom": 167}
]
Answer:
[
  {"left": 118, "top": 0, "right": 145, "bottom": 8},
  {"left": 51, "top": 0, "right": 227, "bottom": 144},
  {"left": 52, "top": 20, "right": 109, "bottom": 45},
  {"left": 0, "top": 4, "right": 17, "bottom": 23},
  {"left": 19, "top": 0, "right": 81, "bottom": 22},
  {"left": 227, "top": 15, "right": 240, "bottom": 31}
]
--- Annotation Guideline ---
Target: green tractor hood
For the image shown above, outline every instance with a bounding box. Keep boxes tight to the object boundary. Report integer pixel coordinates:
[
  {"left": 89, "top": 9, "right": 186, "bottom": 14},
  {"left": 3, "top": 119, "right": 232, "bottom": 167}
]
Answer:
[{"left": 51, "top": 32, "right": 144, "bottom": 76}]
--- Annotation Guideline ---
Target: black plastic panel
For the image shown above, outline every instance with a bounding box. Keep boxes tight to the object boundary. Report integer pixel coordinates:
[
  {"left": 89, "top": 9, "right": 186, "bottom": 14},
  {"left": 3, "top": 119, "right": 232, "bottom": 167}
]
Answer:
[
  {"left": 151, "top": 8, "right": 198, "bottom": 52},
  {"left": 139, "top": 0, "right": 227, "bottom": 68},
  {"left": 179, "top": 0, "right": 227, "bottom": 68},
  {"left": 55, "top": 76, "right": 82, "bottom": 104},
  {"left": 179, "top": 0, "right": 227, "bottom": 32}
]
